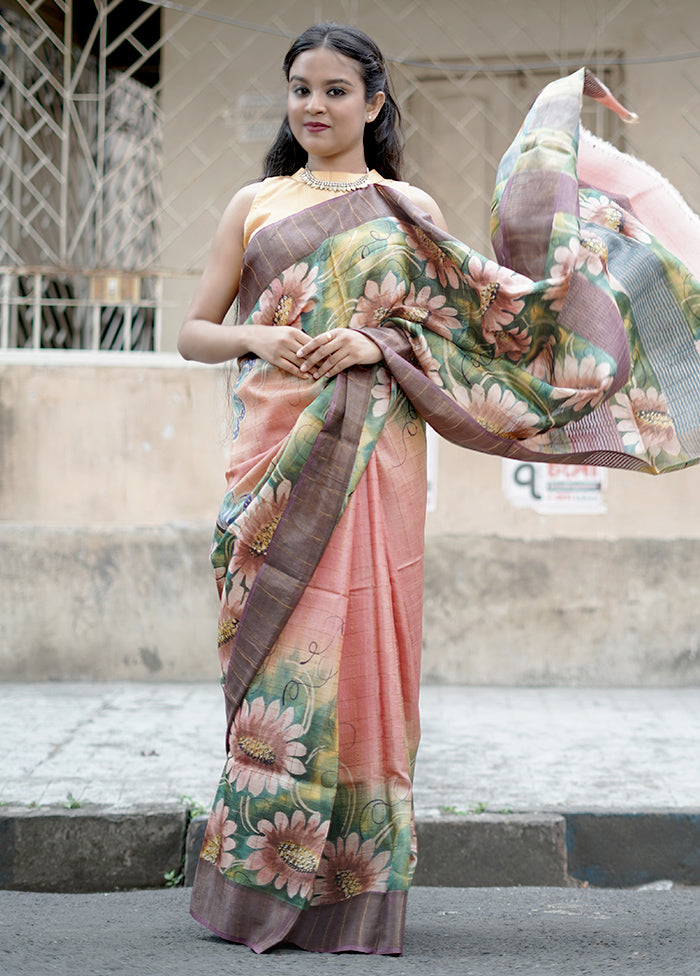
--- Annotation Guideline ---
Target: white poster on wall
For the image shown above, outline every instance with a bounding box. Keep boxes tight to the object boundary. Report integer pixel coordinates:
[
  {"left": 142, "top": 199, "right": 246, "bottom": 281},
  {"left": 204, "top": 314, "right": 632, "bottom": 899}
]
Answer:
[{"left": 502, "top": 458, "right": 607, "bottom": 515}]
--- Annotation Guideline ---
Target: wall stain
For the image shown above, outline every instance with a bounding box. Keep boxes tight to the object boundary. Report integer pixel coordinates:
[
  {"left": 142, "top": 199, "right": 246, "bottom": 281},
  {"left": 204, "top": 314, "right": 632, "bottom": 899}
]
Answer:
[{"left": 139, "top": 646, "right": 163, "bottom": 672}]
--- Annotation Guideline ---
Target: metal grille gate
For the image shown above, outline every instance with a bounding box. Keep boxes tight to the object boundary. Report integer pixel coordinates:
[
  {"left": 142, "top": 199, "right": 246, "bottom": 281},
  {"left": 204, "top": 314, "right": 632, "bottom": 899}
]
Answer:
[
  {"left": 1, "top": 0, "right": 699, "bottom": 352},
  {"left": 0, "top": 1, "right": 161, "bottom": 349}
]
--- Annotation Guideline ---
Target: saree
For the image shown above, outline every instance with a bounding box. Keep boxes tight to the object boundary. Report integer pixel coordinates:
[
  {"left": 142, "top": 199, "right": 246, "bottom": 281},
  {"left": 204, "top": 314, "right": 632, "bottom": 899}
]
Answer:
[{"left": 190, "top": 68, "right": 700, "bottom": 953}]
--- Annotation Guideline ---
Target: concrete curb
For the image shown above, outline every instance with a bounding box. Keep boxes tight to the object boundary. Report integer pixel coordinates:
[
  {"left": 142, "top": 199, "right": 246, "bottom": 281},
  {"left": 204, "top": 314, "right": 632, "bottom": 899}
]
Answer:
[
  {"left": 3, "top": 806, "right": 700, "bottom": 893},
  {"left": 183, "top": 814, "right": 572, "bottom": 888},
  {"left": 413, "top": 814, "right": 570, "bottom": 887},
  {"left": 565, "top": 811, "right": 700, "bottom": 887},
  {"left": 0, "top": 804, "right": 187, "bottom": 892}
]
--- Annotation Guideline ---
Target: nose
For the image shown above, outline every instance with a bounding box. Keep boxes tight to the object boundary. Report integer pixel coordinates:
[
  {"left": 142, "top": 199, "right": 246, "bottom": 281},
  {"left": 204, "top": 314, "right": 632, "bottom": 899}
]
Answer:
[{"left": 307, "top": 90, "right": 325, "bottom": 114}]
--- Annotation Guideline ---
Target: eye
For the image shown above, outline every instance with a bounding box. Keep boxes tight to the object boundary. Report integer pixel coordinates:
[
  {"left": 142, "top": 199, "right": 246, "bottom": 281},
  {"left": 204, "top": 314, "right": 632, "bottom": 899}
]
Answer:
[
  {"left": 291, "top": 85, "right": 309, "bottom": 97},
  {"left": 327, "top": 87, "right": 347, "bottom": 97}
]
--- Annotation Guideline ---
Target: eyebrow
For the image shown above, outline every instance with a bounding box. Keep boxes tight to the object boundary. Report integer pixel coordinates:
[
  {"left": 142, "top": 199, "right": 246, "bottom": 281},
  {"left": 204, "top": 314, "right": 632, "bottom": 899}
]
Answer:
[{"left": 289, "top": 74, "right": 356, "bottom": 86}]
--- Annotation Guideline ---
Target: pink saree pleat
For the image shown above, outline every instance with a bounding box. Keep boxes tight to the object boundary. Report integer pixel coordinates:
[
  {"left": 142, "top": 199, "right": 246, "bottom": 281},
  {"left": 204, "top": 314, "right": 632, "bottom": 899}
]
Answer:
[{"left": 190, "top": 400, "right": 426, "bottom": 954}]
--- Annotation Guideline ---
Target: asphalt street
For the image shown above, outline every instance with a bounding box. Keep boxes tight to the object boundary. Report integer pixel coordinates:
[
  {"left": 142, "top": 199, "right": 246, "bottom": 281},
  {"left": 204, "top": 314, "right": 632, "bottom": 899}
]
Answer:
[{"left": 2, "top": 885, "right": 699, "bottom": 976}]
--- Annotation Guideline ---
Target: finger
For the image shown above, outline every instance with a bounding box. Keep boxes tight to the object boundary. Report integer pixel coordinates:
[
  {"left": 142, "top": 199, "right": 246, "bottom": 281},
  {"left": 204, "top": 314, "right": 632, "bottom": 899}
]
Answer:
[
  {"left": 280, "top": 357, "right": 313, "bottom": 378},
  {"left": 273, "top": 343, "right": 314, "bottom": 376},
  {"left": 311, "top": 349, "right": 353, "bottom": 379},
  {"left": 297, "top": 335, "right": 323, "bottom": 359},
  {"left": 300, "top": 333, "right": 340, "bottom": 373},
  {"left": 298, "top": 330, "right": 338, "bottom": 358}
]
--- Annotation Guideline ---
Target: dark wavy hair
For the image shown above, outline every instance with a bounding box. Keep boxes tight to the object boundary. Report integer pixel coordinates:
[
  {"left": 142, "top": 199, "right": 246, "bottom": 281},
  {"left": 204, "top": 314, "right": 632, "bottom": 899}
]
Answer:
[{"left": 262, "top": 23, "right": 404, "bottom": 180}]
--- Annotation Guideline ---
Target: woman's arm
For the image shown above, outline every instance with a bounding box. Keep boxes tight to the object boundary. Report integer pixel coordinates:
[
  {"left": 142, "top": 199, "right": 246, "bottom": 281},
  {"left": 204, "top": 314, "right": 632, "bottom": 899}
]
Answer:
[
  {"left": 177, "top": 184, "right": 256, "bottom": 363},
  {"left": 177, "top": 184, "right": 311, "bottom": 377}
]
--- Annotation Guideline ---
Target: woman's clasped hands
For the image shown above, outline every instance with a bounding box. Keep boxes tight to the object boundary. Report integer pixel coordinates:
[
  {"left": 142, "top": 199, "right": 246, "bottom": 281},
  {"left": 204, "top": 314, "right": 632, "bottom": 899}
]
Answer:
[{"left": 249, "top": 324, "right": 382, "bottom": 380}]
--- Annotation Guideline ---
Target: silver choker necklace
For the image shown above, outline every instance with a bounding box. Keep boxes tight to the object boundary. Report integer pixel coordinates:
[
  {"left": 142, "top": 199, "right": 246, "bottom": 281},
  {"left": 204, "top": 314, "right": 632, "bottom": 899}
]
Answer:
[{"left": 302, "top": 166, "right": 370, "bottom": 192}]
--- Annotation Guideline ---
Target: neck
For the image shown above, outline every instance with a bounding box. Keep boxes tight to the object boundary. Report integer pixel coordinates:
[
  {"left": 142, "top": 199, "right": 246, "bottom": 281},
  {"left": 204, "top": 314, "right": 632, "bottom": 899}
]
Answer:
[{"left": 305, "top": 154, "right": 367, "bottom": 174}]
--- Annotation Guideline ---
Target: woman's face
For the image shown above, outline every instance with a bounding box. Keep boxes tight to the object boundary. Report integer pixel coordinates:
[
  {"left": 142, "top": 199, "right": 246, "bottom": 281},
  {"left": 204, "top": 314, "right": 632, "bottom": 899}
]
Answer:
[{"left": 286, "top": 46, "right": 385, "bottom": 172}]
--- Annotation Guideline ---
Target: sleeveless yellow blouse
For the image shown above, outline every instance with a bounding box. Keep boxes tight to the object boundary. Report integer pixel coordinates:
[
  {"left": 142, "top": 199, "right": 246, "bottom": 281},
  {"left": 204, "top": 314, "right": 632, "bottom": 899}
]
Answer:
[{"left": 243, "top": 168, "right": 411, "bottom": 248}]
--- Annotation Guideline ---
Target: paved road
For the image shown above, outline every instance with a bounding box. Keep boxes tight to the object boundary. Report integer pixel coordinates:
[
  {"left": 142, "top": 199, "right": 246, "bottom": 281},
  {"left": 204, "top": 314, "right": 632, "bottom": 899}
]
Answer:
[{"left": 2, "top": 886, "right": 699, "bottom": 976}]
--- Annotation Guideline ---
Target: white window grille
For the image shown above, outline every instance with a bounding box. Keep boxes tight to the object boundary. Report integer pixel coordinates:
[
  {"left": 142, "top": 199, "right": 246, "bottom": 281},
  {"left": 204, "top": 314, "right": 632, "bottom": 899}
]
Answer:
[
  {"left": 0, "top": 1, "right": 162, "bottom": 350},
  {"left": 0, "top": 269, "right": 162, "bottom": 350}
]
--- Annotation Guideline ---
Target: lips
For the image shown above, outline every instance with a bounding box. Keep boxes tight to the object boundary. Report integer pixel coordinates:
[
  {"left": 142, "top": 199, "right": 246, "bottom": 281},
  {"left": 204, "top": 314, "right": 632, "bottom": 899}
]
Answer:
[{"left": 304, "top": 122, "right": 329, "bottom": 132}]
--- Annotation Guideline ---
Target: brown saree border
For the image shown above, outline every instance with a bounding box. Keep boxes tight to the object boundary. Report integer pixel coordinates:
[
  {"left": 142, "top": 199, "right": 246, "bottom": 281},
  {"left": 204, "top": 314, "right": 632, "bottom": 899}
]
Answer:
[
  {"left": 191, "top": 857, "right": 406, "bottom": 954},
  {"left": 223, "top": 365, "right": 375, "bottom": 734},
  {"left": 238, "top": 185, "right": 410, "bottom": 320}
]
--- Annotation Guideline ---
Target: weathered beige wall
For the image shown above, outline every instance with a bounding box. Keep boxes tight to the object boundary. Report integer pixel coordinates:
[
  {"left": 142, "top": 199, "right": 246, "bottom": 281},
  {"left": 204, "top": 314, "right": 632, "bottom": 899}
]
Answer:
[
  {"left": 0, "top": 523, "right": 221, "bottom": 681},
  {"left": 1, "top": 357, "right": 700, "bottom": 684},
  {"left": 0, "top": 352, "right": 228, "bottom": 525},
  {"left": 423, "top": 535, "right": 700, "bottom": 686}
]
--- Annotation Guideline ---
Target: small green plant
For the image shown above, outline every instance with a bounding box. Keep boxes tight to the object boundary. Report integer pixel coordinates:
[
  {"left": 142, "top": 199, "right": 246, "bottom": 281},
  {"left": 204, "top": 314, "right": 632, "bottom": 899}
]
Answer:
[
  {"left": 440, "top": 801, "right": 491, "bottom": 815},
  {"left": 163, "top": 869, "right": 184, "bottom": 888},
  {"left": 63, "top": 792, "right": 81, "bottom": 809},
  {"left": 179, "top": 794, "right": 208, "bottom": 818},
  {"left": 440, "top": 804, "right": 466, "bottom": 815}
]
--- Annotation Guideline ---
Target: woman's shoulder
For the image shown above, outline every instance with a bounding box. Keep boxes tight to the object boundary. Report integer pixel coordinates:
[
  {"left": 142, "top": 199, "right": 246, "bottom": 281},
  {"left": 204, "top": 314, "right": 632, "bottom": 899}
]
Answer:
[
  {"left": 219, "top": 175, "right": 296, "bottom": 244},
  {"left": 381, "top": 178, "right": 448, "bottom": 232},
  {"left": 222, "top": 173, "right": 297, "bottom": 216},
  {"left": 219, "top": 180, "right": 262, "bottom": 231}
]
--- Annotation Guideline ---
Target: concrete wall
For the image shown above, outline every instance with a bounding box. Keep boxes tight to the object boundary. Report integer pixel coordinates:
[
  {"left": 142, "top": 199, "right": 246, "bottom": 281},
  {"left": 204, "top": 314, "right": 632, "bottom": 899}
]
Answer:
[
  {"left": 0, "top": 522, "right": 220, "bottom": 681},
  {"left": 423, "top": 536, "right": 700, "bottom": 686},
  {"left": 2, "top": 522, "right": 700, "bottom": 685},
  {"left": 2, "top": 356, "right": 700, "bottom": 685},
  {"left": 0, "top": 352, "right": 227, "bottom": 525}
]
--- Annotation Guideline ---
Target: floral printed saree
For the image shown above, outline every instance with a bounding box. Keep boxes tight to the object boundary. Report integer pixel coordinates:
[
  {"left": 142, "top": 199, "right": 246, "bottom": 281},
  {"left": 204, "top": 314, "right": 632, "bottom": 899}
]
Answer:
[{"left": 190, "top": 68, "right": 700, "bottom": 953}]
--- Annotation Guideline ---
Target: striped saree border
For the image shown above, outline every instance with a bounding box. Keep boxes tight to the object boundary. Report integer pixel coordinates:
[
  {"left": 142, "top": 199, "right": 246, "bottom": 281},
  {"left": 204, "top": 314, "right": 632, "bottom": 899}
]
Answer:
[
  {"left": 222, "top": 364, "right": 375, "bottom": 734},
  {"left": 237, "top": 186, "right": 411, "bottom": 320},
  {"left": 191, "top": 858, "right": 406, "bottom": 954}
]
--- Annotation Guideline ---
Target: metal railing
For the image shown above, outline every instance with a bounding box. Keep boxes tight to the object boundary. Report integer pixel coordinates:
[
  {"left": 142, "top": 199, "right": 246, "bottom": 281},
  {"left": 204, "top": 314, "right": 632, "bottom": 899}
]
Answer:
[{"left": 0, "top": 268, "right": 163, "bottom": 351}]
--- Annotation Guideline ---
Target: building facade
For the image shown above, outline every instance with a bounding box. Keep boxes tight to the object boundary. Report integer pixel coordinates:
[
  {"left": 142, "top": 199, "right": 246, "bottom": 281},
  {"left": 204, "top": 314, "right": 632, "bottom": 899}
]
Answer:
[{"left": 2, "top": 0, "right": 700, "bottom": 683}]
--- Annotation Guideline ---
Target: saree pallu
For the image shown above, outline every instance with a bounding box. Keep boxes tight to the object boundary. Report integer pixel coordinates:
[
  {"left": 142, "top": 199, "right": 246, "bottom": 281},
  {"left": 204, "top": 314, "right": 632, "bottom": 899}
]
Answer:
[{"left": 190, "top": 68, "right": 700, "bottom": 953}]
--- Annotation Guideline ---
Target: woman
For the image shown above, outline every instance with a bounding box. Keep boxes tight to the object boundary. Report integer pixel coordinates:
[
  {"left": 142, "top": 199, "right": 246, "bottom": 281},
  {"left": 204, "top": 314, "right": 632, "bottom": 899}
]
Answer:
[
  {"left": 179, "top": 23, "right": 700, "bottom": 954},
  {"left": 180, "top": 24, "right": 441, "bottom": 954}
]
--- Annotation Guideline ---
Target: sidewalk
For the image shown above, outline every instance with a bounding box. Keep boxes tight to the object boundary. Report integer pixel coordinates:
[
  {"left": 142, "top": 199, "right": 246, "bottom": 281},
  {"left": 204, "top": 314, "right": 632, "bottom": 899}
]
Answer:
[{"left": 2, "top": 684, "right": 700, "bottom": 891}]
